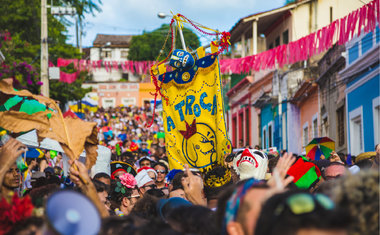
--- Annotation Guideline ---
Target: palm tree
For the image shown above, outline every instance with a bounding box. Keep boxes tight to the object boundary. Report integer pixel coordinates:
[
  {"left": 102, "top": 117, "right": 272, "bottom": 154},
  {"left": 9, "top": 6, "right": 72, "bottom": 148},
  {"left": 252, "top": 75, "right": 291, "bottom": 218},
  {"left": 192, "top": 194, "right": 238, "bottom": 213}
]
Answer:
[{"left": 62, "top": 0, "right": 103, "bottom": 49}]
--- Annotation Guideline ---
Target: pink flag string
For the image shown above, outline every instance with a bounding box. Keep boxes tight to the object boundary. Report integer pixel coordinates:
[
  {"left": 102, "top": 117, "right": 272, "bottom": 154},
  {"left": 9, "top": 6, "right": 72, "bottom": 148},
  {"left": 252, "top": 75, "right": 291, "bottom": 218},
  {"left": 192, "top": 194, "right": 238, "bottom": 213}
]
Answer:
[{"left": 60, "top": 71, "right": 78, "bottom": 84}]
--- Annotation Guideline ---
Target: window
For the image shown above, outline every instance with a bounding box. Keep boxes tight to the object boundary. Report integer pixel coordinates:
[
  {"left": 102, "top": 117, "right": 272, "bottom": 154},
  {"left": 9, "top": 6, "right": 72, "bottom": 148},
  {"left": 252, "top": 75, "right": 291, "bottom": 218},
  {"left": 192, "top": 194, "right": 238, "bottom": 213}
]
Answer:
[
  {"left": 120, "top": 50, "right": 128, "bottom": 59},
  {"left": 374, "top": 98, "right": 380, "bottom": 146},
  {"left": 122, "top": 73, "right": 129, "bottom": 81},
  {"left": 313, "top": 117, "right": 318, "bottom": 138},
  {"left": 101, "top": 50, "right": 112, "bottom": 59},
  {"left": 329, "top": 7, "right": 333, "bottom": 23},
  {"left": 282, "top": 30, "right": 289, "bottom": 44},
  {"left": 275, "top": 37, "right": 280, "bottom": 47},
  {"left": 102, "top": 98, "right": 115, "bottom": 108},
  {"left": 121, "top": 98, "right": 136, "bottom": 106},
  {"left": 268, "top": 43, "right": 274, "bottom": 50},
  {"left": 321, "top": 116, "right": 328, "bottom": 137},
  {"left": 263, "top": 128, "right": 267, "bottom": 149},
  {"left": 233, "top": 116, "right": 237, "bottom": 147},
  {"left": 282, "top": 113, "right": 287, "bottom": 150},
  {"left": 336, "top": 107, "right": 345, "bottom": 146},
  {"left": 349, "top": 107, "right": 363, "bottom": 155},
  {"left": 303, "top": 124, "right": 309, "bottom": 147},
  {"left": 239, "top": 112, "right": 244, "bottom": 145},
  {"left": 268, "top": 124, "right": 273, "bottom": 147},
  {"left": 245, "top": 108, "right": 250, "bottom": 146}
]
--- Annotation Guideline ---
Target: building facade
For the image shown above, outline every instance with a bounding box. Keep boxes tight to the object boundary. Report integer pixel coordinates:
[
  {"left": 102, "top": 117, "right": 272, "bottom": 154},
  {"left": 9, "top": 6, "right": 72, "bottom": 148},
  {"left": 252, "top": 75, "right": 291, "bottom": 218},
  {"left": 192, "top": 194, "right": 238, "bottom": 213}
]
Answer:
[
  {"left": 82, "top": 34, "right": 152, "bottom": 108},
  {"left": 225, "top": 0, "right": 364, "bottom": 152},
  {"left": 316, "top": 44, "right": 347, "bottom": 153},
  {"left": 341, "top": 27, "right": 380, "bottom": 155}
]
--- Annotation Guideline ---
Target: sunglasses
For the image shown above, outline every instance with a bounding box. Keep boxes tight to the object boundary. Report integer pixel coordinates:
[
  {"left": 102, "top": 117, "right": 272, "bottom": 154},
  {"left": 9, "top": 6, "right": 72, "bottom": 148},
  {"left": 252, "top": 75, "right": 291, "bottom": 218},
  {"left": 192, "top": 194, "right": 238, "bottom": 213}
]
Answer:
[
  {"left": 274, "top": 193, "right": 335, "bottom": 216},
  {"left": 143, "top": 184, "right": 157, "bottom": 190},
  {"left": 156, "top": 170, "right": 166, "bottom": 174}
]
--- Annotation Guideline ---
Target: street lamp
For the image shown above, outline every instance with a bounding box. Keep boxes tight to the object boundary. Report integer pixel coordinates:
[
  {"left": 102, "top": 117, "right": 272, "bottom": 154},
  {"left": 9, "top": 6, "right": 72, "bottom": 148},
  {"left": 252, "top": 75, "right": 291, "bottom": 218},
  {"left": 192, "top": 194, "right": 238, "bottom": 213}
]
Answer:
[
  {"left": 157, "top": 12, "right": 168, "bottom": 19},
  {"left": 157, "top": 12, "right": 186, "bottom": 50}
]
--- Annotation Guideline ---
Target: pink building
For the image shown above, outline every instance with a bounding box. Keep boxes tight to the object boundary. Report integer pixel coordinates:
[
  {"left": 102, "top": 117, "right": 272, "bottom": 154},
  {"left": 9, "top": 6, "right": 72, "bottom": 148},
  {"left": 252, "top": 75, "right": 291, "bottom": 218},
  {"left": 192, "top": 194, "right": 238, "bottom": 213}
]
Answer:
[{"left": 293, "top": 81, "right": 319, "bottom": 151}]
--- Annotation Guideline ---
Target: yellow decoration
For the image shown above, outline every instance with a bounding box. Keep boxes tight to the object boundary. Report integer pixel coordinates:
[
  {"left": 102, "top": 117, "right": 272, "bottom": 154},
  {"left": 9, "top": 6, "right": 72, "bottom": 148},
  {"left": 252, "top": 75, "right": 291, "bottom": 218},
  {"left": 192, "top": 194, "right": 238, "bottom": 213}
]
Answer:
[
  {"left": 204, "top": 169, "right": 232, "bottom": 188},
  {"left": 158, "top": 64, "right": 167, "bottom": 74},
  {"left": 196, "top": 47, "right": 206, "bottom": 59},
  {"left": 161, "top": 47, "right": 232, "bottom": 172},
  {"left": 211, "top": 41, "right": 219, "bottom": 54}
]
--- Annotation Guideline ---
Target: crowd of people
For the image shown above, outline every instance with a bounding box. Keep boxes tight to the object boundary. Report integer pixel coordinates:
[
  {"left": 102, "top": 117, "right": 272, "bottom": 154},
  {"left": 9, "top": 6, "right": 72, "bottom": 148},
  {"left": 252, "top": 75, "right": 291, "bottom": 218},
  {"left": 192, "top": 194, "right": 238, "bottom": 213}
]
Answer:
[{"left": 0, "top": 105, "right": 379, "bottom": 235}]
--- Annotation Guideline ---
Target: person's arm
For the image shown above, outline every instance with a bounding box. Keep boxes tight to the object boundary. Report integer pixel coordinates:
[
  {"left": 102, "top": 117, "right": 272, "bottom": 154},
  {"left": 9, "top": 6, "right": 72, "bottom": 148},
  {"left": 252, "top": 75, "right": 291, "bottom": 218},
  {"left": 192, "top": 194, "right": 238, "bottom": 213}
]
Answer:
[
  {"left": 0, "top": 138, "right": 26, "bottom": 194},
  {"left": 267, "top": 152, "right": 295, "bottom": 190},
  {"left": 39, "top": 159, "right": 48, "bottom": 172},
  {"left": 181, "top": 164, "right": 207, "bottom": 206},
  {"left": 69, "top": 160, "right": 109, "bottom": 218}
]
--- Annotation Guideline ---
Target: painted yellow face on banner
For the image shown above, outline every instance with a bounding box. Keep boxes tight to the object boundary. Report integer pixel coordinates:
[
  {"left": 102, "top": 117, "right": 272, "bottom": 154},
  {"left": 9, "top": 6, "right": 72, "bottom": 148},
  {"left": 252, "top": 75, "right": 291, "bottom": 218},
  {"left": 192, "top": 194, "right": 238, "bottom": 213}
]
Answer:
[{"left": 182, "top": 123, "right": 217, "bottom": 168}]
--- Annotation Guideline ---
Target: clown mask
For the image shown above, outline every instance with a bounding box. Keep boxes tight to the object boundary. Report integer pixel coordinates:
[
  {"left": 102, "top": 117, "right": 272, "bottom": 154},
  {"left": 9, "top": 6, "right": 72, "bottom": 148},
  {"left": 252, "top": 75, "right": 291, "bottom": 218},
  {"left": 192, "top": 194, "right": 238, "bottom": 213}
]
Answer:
[{"left": 232, "top": 148, "right": 268, "bottom": 181}]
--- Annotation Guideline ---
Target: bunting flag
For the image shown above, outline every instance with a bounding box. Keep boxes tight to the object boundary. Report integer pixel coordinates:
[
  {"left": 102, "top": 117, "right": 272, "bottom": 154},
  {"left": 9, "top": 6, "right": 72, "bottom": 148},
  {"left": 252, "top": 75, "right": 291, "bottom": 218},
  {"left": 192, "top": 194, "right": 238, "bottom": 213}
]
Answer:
[
  {"left": 217, "top": 0, "right": 379, "bottom": 74},
  {"left": 53, "top": 0, "right": 379, "bottom": 79},
  {"left": 156, "top": 45, "right": 232, "bottom": 171},
  {"left": 0, "top": 79, "right": 99, "bottom": 168},
  {"left": 59, "top": 71, "right": 78, "bottom": 84}
]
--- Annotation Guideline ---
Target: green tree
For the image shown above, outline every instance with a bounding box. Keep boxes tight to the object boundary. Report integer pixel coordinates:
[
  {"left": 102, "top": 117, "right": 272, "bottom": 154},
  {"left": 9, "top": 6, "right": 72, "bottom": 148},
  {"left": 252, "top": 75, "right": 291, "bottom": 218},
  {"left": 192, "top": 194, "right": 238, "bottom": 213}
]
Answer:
[
  {"left": 128, "top": 24, "right": 200, "bottom": 61},
  {"left": 0, "top": 0, "right": 101, "bottom": 107}
]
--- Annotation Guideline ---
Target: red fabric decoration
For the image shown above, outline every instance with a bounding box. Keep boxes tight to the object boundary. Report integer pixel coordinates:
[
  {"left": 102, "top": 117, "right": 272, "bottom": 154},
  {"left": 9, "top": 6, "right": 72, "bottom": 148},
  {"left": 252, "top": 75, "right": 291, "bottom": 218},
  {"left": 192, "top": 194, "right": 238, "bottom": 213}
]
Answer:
[
  {"left": 112, "top": 61, "right": 118, "bottom": 70},
  {"left": 96, "top": 60, "right": 102, "bottom": 70},
  {"left": 338, "top": 16, "right": 347, "bottom": 45},
  {"left": 59, "top": 71, "right": 78, "bottom": 84},
  {"left": 275, "top": 44, "right": 287, "bottom": 68},
  {"left": 358, "top": 6, "right": 366, "bottom": 36},
  {"left": 0, "top": 194, "right": 34, "bottom": 235}
]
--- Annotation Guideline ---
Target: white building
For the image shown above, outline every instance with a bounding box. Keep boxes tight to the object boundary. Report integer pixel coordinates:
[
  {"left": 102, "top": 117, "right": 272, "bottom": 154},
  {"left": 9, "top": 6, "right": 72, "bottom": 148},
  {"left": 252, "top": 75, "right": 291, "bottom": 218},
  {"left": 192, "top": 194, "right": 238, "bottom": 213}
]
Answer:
[{"left": 90, "top": 34, "right": 140, "bottom": 82}]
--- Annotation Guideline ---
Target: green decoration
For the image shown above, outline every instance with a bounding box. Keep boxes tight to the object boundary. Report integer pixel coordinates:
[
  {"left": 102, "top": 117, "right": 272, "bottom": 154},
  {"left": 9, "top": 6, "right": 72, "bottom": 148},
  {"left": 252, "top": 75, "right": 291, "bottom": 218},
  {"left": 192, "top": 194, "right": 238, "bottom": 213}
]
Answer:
[
  {"left": 4, "top": 95, "right": 23, "bottom": 110},
  {"left": 19, "top": 99, "right": 47, "bottom": 115},
  {"left": 49, "top": 150, "right": 57, "bottom": 159}
]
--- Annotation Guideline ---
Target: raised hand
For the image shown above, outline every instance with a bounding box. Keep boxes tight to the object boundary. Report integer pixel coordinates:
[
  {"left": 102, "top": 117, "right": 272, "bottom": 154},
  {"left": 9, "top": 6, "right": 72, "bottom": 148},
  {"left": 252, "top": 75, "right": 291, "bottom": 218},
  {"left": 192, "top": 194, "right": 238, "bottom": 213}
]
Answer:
[
  {"left": 0, "top": 138, "right": 26, "bottom": 170},
  {"left": 69, "top": 159, "right": 109, "bottom": 218},
  {"left": 267, "top": 152, "right": 295, "bottom": 190},
  {"left": 68, "top": 160, "right": 91, "bottom": 188},
  {"left": 181, "top": 164, "right": 207, "bottom": 206}
]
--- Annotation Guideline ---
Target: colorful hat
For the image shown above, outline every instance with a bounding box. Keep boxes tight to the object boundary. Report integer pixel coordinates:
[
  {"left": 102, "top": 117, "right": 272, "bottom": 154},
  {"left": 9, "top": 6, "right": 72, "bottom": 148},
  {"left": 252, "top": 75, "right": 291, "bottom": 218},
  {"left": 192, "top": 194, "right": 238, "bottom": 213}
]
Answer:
[
  {"left": 135, "top": 170, "right": 154, "bottom": 188},
  {"left": 110, "top": 161, "right": 136, "bottom": 179},
  {"left": 137, "top": 166, "right": 157, "bottom": 177},
  {"left": 287, "top": 157, "right": 321, "bottom": 189}
]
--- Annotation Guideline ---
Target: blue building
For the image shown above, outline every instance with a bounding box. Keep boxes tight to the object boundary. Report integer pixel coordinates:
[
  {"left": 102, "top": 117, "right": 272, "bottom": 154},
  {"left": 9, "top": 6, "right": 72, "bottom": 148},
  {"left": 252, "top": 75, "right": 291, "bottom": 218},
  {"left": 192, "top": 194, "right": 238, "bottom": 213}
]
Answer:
[
  {"left": 253, "top": 94, "right": 287, "bottom": 152},
  {"left": 340, "top": 27, "right": 380, "bottom": 155}
]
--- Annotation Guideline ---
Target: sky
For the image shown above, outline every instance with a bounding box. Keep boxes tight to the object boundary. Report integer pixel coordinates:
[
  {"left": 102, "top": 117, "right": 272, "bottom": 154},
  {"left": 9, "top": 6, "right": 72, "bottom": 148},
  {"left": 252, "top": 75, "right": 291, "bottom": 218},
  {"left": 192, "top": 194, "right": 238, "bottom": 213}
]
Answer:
[{"left": 65, "top": 0, "right": 287, "bottom": 48}]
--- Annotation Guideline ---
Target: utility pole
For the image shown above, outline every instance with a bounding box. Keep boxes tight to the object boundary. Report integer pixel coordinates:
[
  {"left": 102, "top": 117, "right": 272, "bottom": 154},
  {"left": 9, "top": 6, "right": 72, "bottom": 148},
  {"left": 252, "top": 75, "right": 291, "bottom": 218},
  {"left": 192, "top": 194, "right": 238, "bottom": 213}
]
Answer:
[{"left": 41, "top": 0, "right": 49, "bottom": 97}]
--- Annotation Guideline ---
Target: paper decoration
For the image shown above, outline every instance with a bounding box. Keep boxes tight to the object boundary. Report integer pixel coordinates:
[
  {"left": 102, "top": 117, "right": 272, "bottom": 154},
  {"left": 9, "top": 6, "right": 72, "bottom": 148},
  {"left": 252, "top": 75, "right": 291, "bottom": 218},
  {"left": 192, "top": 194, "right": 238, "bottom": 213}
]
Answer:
[{"left": 0, "top": 79, "right": 99, "bottom": 168}]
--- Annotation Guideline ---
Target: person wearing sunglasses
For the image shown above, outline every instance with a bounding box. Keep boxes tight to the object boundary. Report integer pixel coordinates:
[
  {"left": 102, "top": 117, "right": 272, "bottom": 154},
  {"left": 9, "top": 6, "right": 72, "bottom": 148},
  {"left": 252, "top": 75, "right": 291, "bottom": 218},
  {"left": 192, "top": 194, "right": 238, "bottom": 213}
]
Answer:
[
  {"left": 154, "top": 162, "right": 169, "bottom": 194},
  {"left": 254, "top": 190, "right": 350, "bottom": 235},
  {"left": 109, "top": 173, "right": 140, "bottom": 216}
]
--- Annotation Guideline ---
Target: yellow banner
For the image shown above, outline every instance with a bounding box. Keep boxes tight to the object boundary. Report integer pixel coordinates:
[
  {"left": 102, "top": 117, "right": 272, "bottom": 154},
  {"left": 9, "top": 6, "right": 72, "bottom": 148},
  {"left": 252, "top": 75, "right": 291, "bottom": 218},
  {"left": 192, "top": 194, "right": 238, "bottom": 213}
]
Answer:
[{"left": 158, "top": 49, "right": 232, "bottom": 171}]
